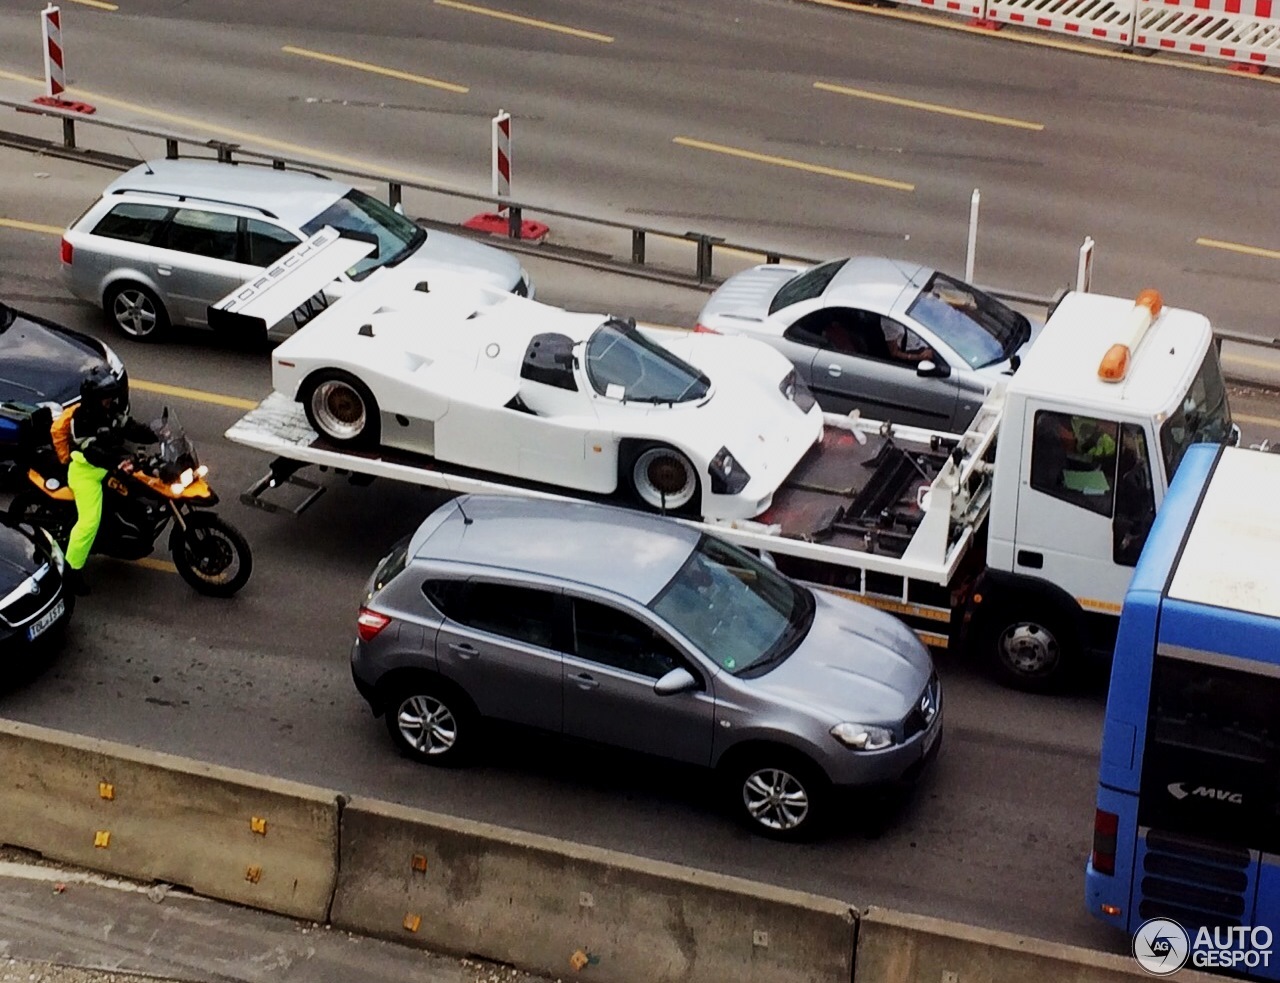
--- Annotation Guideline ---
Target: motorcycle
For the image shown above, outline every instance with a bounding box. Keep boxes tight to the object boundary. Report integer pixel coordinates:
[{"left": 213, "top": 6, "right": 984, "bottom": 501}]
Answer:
[{"left": 9, "top": 408, "right": 252, "bottom": 597}]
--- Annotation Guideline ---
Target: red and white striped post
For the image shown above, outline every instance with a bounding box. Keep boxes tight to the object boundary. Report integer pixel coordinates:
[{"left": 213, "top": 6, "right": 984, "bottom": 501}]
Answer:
[
  {"left": 491, "top": 109, "right": 512, "bottom": 216},
  {"left": 41, "top": 3, "right": 65, "bottom": 99}
]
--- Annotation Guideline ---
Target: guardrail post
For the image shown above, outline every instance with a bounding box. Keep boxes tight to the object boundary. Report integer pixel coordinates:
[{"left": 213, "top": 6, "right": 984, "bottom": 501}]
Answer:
[
  {"left": 632, "top": 229, "right": 646, "bottom": 265},
  {"left": 692, "top": 233, "right": 724, "bottom": 283},
  {"left": 766, "top": 253, "right": 781, "bottom": 264},
  {"left": 272, "top": 159, "right": 285, "bottom": 171},
  {"left": 61, "top": 117, "right": 75, "bottom": 150},
  {"left": 212, "top": 142, "right": 237, "bottom": 163},
  {"left": 388, "top": 182, "right": 402, "bottom": 211},
  {"left": 507, "top": 205, "right": 523, "bottom": 239},
  {"left": 164, "top": 139, "right": 179, "bottom": 159}
]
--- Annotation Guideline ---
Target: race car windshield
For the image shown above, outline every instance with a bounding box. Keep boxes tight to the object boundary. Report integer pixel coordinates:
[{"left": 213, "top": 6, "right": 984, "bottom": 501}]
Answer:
[
  {"left": 301, "top": 189, "right": 426, "bottom": 281},
  {"left": 585, "top": 321, "right": 710, "bottom": 403}
]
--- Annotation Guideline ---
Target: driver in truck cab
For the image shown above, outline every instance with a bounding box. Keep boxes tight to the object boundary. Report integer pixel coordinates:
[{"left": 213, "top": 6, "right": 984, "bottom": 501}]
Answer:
[{"left": 52, "top": 367, "right": 156, "bottom": 595}]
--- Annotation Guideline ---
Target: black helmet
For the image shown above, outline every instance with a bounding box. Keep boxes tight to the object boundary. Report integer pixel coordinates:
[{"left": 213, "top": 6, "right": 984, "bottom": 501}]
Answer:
[{"left": 79, "top": 366, "right": 126, "bottom": 415}]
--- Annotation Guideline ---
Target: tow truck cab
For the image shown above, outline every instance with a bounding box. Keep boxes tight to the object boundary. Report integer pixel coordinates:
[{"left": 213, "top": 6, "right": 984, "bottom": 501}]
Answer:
[{"left": 975, "top": 289, "right": 1235, "bottom": 689}]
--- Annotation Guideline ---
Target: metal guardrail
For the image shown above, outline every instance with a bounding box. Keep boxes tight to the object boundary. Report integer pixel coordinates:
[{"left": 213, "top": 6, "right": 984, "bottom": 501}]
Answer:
[{"left": 3, "top": 97, "right": 1279, "bottom": 372}]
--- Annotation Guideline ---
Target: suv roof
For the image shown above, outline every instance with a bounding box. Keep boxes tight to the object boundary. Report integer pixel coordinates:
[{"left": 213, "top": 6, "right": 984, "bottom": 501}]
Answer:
[
  {"left": 101, "top": 159, "right": 348, "bottom": 227},
  {"left": 412, "top": 495, "right": 701, "bottom": 603}
]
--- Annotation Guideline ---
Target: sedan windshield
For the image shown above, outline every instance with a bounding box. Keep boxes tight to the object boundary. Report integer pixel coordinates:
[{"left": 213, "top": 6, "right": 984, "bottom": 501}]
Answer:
[
  {"left": 585, "top": 321, "right": 709, "bottom": 403},
  {"left": 768, "top": 259, "right": 849, "bottom": 315},
  {"left": 301, "top": 189, "right": 426, "bottom": 281},
  {"left": 906, "top": 272, "right": 1030, "bottom": 369},
  {"left": 1159, "top": 347, "right": 1234, "bottom": 480},
  {"left": 649, "top": 536, "right": 815, "bottom": 676}
]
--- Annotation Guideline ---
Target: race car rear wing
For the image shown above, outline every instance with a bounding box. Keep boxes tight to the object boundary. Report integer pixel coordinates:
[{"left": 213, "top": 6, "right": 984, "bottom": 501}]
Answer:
[{"left": 206, "top": 227, "right": 376, "bottom": 334}]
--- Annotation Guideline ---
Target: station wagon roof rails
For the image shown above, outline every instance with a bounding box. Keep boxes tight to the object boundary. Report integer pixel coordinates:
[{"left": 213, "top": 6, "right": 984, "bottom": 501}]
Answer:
[{"left": 106, "top": 188, "right": 279, "bottom": 220}]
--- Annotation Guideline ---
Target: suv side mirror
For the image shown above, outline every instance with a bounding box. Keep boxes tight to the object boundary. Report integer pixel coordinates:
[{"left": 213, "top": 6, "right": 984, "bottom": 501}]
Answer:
[{"left": 654, "top": 667, "right": 698, "bottom": 696}]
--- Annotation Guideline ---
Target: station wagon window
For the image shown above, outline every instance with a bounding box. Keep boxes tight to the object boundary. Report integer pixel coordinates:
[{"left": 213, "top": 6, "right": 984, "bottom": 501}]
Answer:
[
  {"left": 301, "top": 188, "right": 424, "bottom": 281},
  {"left": 571, "top": 598, "right": 684, "bottom": 679},
  {"left": 160, "top": 209, "right": 239, "bottom": 262},
  {"left": 90, "top": 202, "right": 170, "bottom": 245},
  {"left": 429, "top": 580, "right": 563, "bottom": 650},
  {"left": 1029, "top": 410, "right": 1119, "bottom": 517},
  {"left": 245, "top": 219, "right": 300, "bottom": 267}
]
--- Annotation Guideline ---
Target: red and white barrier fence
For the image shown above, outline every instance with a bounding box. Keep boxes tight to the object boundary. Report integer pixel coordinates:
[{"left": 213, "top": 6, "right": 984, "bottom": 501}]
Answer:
[
  {"left": 33, "top": 4, "right": 94, "bottom": 114},
  {"left": 463, "top": 109, "right": 550, "bottom": 242}
]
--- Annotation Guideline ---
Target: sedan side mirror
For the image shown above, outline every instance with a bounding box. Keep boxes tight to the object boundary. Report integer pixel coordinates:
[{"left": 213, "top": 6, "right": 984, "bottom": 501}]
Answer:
[
  {"left": 654, "top": 667, "right": 698, "bottom": 696},
  {"left": 916, "top": 359, "right": 950, "bottom": 379}
]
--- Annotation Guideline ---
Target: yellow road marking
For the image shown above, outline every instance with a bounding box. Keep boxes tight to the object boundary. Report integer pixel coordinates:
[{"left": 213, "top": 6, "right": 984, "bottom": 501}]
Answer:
[
  {"left": 1197, "top": 237, "right": 1280, "bottom": 261},
  {"left": 797, "top": 0, "right": 1280, "bottom": 83},
  {"left": 1234, "top": 412, "right": 1280, "bottom": 428},
  {"left": 281, "top": 46, "right": 468, "bottom": 94},
  {"left": 0, "top": 218, "right": 63, "bottom": 235},
  {"left": 65, "top": 0, "right": 118, "bottom": 8},
  {"left": 433, "top": 0, "right": 614, "bottom": 41},
  {"left": 0, "top": 69, "right": 461, "bottom": 189},
  {"left": 130, "top": 380, "right": 258, "bottom": 411},
  {"left": 814, "top": 81, "right": 1043, "bottom": 130},
  {"left": 1223, "top": 352, "right": 1280, "bottom": 370},
  {"left": 673, "top": 137, "right": 914, "bottom": 192},
  {"left": 133, "top": 557, "right": 178, "bottom": 574}
]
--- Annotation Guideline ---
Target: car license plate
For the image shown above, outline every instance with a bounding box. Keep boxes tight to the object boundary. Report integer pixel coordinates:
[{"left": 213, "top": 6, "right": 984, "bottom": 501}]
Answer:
[{"left": 26, "top": 599, "right": 65, "bottom": 641}]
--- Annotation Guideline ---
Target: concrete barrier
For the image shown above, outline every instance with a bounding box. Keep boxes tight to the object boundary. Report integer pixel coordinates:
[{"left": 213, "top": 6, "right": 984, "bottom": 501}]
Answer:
[
  {"left": 331, "top": 796, "right": 856, "bottom": 983},
  {"left": 854, "top": 906, "right": 1222, "bottom": 983},
  {"left": 0, "top": 719, "right": 341, "bottom": 922}
]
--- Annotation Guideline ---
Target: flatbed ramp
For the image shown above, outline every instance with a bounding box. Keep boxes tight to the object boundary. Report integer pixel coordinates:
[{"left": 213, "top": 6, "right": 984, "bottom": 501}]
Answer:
[{"left": 225, "top": 393, "right": 958, "bottom": 561}]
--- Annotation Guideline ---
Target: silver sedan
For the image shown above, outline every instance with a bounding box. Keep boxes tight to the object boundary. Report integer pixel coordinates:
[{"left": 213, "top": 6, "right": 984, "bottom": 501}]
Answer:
[{"left": 696, "top": 256, "right": 1042, "bottom": 433}]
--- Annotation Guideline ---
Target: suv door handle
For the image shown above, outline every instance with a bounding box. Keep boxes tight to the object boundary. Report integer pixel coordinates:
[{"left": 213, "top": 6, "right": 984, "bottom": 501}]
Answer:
[
  {"left": 826, "top": 364, "right": 842, "bottom": 378},
  {"left": 447, "top": 642, "right": 477, "bottom": 659},
  {"left": 570, "top": 673, "right": 599, "bottom": 690}
]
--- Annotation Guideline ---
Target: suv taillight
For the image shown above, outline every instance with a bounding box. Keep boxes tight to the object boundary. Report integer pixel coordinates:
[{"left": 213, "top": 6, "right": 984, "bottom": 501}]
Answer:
[
  {"left": 60, "top": 238, "right": 73, "bottom": 265},
  {"left": 1091, "top": 808, "right": 1118, "bottom": 876},
  {"left": 357, "top": 607, "right": 392, "bottom": 642}
]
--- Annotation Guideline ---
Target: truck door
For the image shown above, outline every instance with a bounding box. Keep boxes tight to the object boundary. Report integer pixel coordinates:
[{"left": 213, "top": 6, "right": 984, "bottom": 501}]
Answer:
[{"left": 1013, "top": 411, "right": 1158, "bottom": 619}]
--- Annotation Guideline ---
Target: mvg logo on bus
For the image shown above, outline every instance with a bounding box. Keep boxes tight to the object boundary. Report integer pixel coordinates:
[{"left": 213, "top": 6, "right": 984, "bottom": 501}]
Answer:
[
  {"left": 1167, "top": 781, "right": 1244, "bottom": 804},
  {"left": 1133, "top": 917, "right": 1273, "bottom": 976}
]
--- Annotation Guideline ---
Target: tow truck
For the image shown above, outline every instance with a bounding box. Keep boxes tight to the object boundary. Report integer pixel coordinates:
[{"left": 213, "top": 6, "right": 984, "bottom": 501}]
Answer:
[{"left": 218, "top": 237, "right": 1236, "bottom": 691}]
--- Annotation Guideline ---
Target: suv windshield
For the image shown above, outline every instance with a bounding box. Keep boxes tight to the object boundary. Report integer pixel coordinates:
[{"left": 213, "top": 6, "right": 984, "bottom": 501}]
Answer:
[
  {"left": 768, "top": 259, "right": 849, "bottom": 315},
  {"left": 1159, "top": 348, "right": 1233, "bottom": 481},
  {"left": 585, "top": 320, "right": 709, "bottom": 403},
  {"left": 301, "top": 189, "right": 425, "bottom": 281},
  {"left": 906, "top": 272, "right": 1030, "bottom": 369},
  {"left": 649, "top": 536, "right": 815, "bottom": 676}
]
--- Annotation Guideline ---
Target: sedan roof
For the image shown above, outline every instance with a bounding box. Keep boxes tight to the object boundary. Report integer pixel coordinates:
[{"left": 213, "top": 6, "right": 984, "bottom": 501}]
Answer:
[
  {"left": 413, "top": 495, "right": 701, "bottom": 604},
  {"left": 103, "top": 159, "right": 348, "bottom": 228}
]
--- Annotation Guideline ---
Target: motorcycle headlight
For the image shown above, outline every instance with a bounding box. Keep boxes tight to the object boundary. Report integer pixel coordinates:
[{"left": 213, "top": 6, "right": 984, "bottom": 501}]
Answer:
[
  {"left": 196, "top": 464, "right": 209, "bottom": 478},
  {"left": 831, "top": 722, "right": 896, "bottom": 751},
  {"left": 708, "top": 446, "right": 750, "bottom": 495},
  {"left": 780, "top": 369, "right": 817, "bottom": 413}
]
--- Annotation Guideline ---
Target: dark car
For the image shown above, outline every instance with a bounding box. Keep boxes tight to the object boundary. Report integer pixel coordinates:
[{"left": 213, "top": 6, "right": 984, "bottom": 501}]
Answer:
[
  {"left": 0, "top": 514, "right": 72, "bottom": 670},
  {"left": 0, "top": 301, "right": 127, "bottom": 458}
]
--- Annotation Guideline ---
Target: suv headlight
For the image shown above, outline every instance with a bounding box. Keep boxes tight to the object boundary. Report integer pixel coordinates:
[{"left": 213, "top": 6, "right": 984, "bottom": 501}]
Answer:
[
  {"left": 780, "top": 369, "right": 817, "bottom": 412},
  {"left": 708, "top": 446, "right": 750, "bottom": 495},
  {"left": 42, "top": 529, "right": 66, "bottom": 573},
  {"left": 831, "top": 722, "right": 895, "bottom": 751}
]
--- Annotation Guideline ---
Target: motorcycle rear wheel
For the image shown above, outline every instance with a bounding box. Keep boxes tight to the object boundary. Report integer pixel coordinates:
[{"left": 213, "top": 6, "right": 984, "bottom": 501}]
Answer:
[
  {"left": 8, "top": 492, "right": 74, "bottom": 547},
  {"left": 172, "top": 513, "right": 252, "bottom": 597}
]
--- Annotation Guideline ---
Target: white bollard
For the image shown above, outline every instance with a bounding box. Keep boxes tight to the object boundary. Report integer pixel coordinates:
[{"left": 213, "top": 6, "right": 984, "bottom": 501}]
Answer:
[
  {"left": 1076, "top": 236, "right": 1095, "bottom": 292},
  {"left": 965, "top": 189, "right": 980, "bottom": 283},
  {"left": 491, "top": 109, "right": 511, "bottom": 216},
  {"left": 41, "top": 4, "right": 64, "bottom": 99}
]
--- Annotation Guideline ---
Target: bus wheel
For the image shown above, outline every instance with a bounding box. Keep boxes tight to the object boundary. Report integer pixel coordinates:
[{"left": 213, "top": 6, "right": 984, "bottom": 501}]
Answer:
[{"left": 981, "top": 600, "right": 1077, "bottom": 694}]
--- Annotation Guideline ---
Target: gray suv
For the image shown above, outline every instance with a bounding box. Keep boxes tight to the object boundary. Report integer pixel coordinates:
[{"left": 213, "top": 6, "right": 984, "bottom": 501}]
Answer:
[
  {"left": 351, "top": 495, "right": 942, "bottom": 840},
  {"left": 61, "top": 158, "right": 532, "bottom": 342}
]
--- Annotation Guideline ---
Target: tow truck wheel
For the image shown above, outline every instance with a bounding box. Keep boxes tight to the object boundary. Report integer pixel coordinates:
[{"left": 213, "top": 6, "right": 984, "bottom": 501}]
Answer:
[
  {"left": 629, "top": 444, "right": 699, "bottom": 513},
  {"left": 981, "top": 599, "right": 1078, "bottom": 693},
  {"left": 302, "top": 371, "right": 381, "bottom": 448}
]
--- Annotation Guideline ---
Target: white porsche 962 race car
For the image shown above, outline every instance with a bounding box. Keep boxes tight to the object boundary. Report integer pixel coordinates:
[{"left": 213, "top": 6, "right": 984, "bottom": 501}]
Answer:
[{"left": 211, "top": 230, "right": 823, "bottom": 520}]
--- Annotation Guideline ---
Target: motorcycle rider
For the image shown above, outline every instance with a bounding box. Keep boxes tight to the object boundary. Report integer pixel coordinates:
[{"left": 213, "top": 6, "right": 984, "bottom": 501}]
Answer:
[{"left": 64, "top": 368, "right": 156, "bottom": 594}]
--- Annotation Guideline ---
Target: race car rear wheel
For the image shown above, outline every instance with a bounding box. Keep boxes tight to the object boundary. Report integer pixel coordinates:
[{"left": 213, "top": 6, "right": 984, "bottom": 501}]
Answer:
[
  {"left": 302, "top": 371, "right": 381, "bottom": 448},
  {"left": 629, "top": 444, "right": 699, "bottom": 514}
]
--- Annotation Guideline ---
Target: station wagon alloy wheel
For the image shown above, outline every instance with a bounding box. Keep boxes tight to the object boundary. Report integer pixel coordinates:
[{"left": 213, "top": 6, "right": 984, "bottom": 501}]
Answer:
[
  {"left": 742, "top": 766, "right": 810, "bottom": 832},
  {"left": 107, "top": 284, "right": 168, "bottom": 341}
]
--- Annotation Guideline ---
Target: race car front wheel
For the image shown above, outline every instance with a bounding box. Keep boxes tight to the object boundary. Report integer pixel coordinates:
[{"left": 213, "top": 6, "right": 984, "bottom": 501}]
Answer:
[
  {"left": 629, "top": 444, "right": 698, "bottom": 514},
  {"left": 302, "top": 371, "right": 381, "bottom": 448}
]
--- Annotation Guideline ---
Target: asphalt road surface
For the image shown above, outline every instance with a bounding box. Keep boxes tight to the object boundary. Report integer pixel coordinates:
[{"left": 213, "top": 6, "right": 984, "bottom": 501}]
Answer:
[{"left": 0, "top": 4, "right": 1279, "bottom": 965}]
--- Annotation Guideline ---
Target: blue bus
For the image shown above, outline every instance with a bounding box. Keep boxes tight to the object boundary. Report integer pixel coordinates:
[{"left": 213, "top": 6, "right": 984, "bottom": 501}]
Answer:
[{"left": 1086, "top": 443, "right": 1280, "bottom": 977}]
